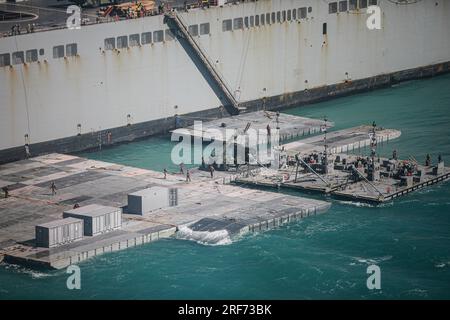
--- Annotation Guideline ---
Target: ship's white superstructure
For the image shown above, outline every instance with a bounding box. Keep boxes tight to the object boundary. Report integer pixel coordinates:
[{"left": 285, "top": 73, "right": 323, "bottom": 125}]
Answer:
[{"left": 1, "top": 0, "right": 449, "bottom": 161}]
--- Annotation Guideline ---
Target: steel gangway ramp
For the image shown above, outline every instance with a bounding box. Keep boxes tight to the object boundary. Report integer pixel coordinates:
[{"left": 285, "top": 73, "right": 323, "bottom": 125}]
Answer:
[{"left": 165, "top": 11, "right": 242, "bottom": 115}]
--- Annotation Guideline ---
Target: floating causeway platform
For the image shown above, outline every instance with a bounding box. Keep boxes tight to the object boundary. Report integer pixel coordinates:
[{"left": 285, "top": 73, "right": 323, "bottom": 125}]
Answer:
[
  {"left": 331, "top": 157, "right": 450, "bottom": 203},
  {"left": 0, "top": 153, "right": 331, "bottom": 269},
  {"left": 234, "top": 122, "right": 450, "bottom": 203},
  {"left": 173, "top": 111, "right": 333, "bottom": 142},
  {"left": 283, "top": 125, "right": 402, "bottom": 156},
  {"left": 237, "top": 167, "right": 350, "bottom": 194},
  {"left": 236, "top": 154, "right": 450, "bottom": 204}
]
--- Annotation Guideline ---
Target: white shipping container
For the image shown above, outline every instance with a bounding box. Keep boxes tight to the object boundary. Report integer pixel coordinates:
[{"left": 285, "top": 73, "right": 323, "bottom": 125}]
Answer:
[
  {"left": 35, "top": 218, "right": 84, "bottom": 248},
  {"left": 128, "top": 187, "right": 178, "bottom": 215},
  {"left": 63, "top": 204, "right": 122, "bottom": 236}
]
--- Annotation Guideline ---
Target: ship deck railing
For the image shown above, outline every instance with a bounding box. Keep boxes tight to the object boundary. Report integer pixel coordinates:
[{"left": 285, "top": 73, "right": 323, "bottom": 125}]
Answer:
[{"left": 0, "top": 1, "right": 223, "bottom": 38}]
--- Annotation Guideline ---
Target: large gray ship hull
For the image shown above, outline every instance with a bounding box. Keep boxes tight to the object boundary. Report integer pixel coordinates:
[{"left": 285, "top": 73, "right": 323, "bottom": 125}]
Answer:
[{"left": 1, "top": 0, "right": 449, "bottom": 163}]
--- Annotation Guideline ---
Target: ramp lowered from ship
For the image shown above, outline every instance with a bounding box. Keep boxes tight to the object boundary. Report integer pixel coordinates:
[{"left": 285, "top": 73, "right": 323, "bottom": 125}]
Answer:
[{"left": 165, "top": 10, "right": 243, "bottom": 116}]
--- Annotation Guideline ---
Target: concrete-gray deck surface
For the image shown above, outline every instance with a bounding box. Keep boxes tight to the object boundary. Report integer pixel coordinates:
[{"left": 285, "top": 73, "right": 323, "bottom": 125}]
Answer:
[
  {"left": 0, "top": 153, "right": 331, "bottom": 269},
  {"left": 283, "top": 125, "right": 402, "bottom": 156},
  {"left": 174, "top": 111, "right": 333, "bottom": 142}
]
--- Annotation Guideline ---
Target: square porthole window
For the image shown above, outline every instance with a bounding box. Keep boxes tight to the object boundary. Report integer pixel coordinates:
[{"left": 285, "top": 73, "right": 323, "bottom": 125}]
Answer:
[
  {"left": 329, "top": 2, "right": 338, "bottom": 14},
  {"left": 222, "top": 19, "right": 232, "bottom": 31},
  {"left": 104, "top": 38, "right": 115, "bottom": 50},
  {"left": 66, "top": 43, "right": 77, "bottom": 56},
  {"left": 117, "top": 36, "right": 128, "bottom": 48},
  {"left": 129, "top": 34, "right": 140, "bottom": 47},
  {"left": 189, "top": 25, "right": 199, "bottom": 36},
  {"left": 234, "top": 17, "right": 243, "bottom": 30},
  {"left": 53, "top": 45, "right": 64, "bottom": 58},
  {"left": 153, "top": 30, "right": 164, "bottom": 42},
  {"left": 300, "top": 7, "right": 307, "bottom": 19},
  {"left": 0, "top": 53, "right": 11, "bottom": 67},
  {"left": 200, "top": 23, "right": 210, "bottom": 35},
  {"left": 26, "top": 49, "right": 38, "bottom": 62},
  {"left": 339, "top": 1, "right": 348, "bottom": 12},
  {"left": 12, "top": 51, "right": 24, "bottom": 64},
  {"left": 141, "top": 32, "right": 152, "bottom": 45}
]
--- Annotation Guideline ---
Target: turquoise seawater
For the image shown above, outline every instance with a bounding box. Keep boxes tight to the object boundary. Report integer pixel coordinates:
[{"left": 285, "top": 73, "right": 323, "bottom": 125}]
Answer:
[{"left": 1, "top": 75, "right": 450, "bottom": 300}]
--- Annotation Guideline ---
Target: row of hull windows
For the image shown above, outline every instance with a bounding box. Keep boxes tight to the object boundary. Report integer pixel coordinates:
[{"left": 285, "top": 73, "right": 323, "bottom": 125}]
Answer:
[
  {"left": 1, "top": 50, "right": 42, "bottom": 66},
  {"left": 0, "top": 44, "right": 77, "bottom": 67},
  {"left": 329, "top": 0, "right": 378, "bottom": 14},
  {"left": 222, "top": 7, "right": 313, "bottom": 31},
  {"left": 54, "top": 44, "right": 78, "bottom": 58},
  {"left": 104, "top": 23, "right": 210, "bottom": 50}
]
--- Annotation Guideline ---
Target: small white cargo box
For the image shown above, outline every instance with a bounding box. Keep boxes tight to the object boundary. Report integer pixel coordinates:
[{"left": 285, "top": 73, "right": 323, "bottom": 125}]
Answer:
[
  {"left": 127, "top": 187, "right": 178, "bottom": 215},
  {"left": 35, "top": 218, "right": 84, "bottom": 248},
  {"left": 63, "top": 204, "right": 122, "bottom": 236}
]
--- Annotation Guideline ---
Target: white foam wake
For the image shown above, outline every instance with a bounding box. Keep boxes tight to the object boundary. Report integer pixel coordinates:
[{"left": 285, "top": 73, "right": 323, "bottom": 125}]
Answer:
[
  {"left": 2, "top": 263, "right": 54, "bottom": 279},
  {"left": 337, "top": 200, "right": 377, "bottom": 208},
  {"left": 176, "top": 225, "right": 232, "bottom": 246}
]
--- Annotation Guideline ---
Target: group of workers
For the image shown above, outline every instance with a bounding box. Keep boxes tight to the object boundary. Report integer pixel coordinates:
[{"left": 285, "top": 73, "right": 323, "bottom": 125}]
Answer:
[
  {"left": 305, "top": 153, "right": 322, "bottom": 165},
  {"left": 123, "top": 2, "right": 149, "bottom": 19},
  {"left": 107, "top": 0, "right": 214, "bottom": 19},
  {"left": 10, "top": 23, "right": 35, "bottom": 36},
  {"left": 6, "top": 0, "right": 216, "bottom": 38},
  {"left": 106, "top": 0, "right": 210, "bottom": 20},
  {"left": 397, "top": 161, "right": 417, "bottom": 177},
  {"left": 162, "top": 161, "right": 216, "bottom": 183},
  {"left": 393, "top": 150, "right": 443, "bottom": 167},
  {"left": 425, "top": 154, "right": 443, "bottom": 166},
  {"left": 1, "top": 181, "right": 57, "bottom": 199},
  {"left": 103, "top": 1, "right": 158, "bottom": 20}
]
